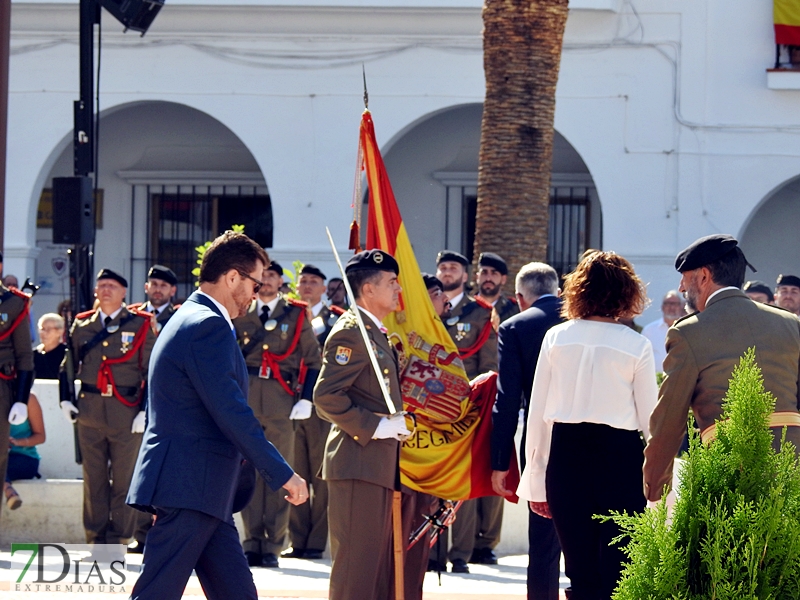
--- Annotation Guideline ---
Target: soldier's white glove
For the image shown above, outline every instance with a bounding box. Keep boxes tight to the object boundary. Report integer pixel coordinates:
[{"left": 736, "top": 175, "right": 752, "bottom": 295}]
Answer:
[
  {"left": 289, "top": 399, "right": 313, "bottom": 420},
  {"left": 131, "top": 411, "right": 146, "bottom": 434},
  {"left": 8, "top": 402, "right": 28, "bottom": 425},
  {"left": 373, "top": 413, "right": 411, "bottom": 440},
  {"left": 60, "top": 401, "right": 79, "bottom": 424}
]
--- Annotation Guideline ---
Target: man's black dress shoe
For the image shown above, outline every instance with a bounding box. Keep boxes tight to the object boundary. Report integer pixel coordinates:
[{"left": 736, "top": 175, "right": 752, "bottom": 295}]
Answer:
[
  {"left": 450, "top": 558, "right": 470, "bottom": 573},
  {"left": 303, "top": 549, "right": 324, "bottom": 560},
  {"left": 245, "top": 551, "right": 262, "bottom": 567},
  {"left": 262, "top": 552, "right": 280, "bottom": 568},
  {"left": 282, "top": 548, "right": 306, "bottom": 559}
]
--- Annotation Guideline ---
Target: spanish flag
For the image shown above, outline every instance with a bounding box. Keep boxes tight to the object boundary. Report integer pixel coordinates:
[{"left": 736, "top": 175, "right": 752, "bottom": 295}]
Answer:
[
  {"left": 775, "top": 0, "right": 800, "bottom": 45},
  {"left": 360, "top": 110, "right": 519, "bottom": 501}
]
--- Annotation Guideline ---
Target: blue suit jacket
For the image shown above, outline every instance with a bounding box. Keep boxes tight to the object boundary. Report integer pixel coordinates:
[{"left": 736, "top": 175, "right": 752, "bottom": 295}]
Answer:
[
  {"left": 491, "top": 295, "right": 563, "bottom": 472},
  {"left": 127, "top": 291, "right": 294, "bottom": 521}
]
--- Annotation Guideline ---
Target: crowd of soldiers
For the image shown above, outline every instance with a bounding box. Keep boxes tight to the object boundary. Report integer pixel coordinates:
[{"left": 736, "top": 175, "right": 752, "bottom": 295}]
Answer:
[{"left": 0, "top": 245, "right": 521, "bottom": 574}]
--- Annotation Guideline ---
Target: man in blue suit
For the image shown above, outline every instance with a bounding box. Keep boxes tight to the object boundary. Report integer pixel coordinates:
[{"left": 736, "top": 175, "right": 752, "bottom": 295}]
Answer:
[
  {"left": 490, "top": 262, "right": 566, "bottom": 600},
  {"left": 127, "top": 231, "right": 308, "bottom": 600}
]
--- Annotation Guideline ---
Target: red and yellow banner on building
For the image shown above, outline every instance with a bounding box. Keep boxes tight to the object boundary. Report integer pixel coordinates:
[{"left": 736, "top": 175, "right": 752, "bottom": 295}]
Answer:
[
  {"left": 359, "top": 109, "right": 519, "bottom": 501},
  {"left": 775, "top": 0, "right": 800, "bottom": 45}
]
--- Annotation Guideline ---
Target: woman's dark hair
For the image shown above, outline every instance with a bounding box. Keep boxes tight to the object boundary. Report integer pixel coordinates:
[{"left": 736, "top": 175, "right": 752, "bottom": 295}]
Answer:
[
  {"left": 561, "top": 250, "right": 648, "bottom": 320},
  {"left": 199, "top": 231, "right": 269, "bottom": 284}
]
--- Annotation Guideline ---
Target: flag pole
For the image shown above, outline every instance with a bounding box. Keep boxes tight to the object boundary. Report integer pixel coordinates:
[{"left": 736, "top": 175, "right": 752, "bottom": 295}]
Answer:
[{"left": 325, "top": 226, "right": 399, "bottom": 415}]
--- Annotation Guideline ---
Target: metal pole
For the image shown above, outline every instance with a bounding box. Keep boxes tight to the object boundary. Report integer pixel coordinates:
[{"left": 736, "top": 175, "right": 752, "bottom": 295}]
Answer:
[{"left": 0, "top": 0, "right": 11, "bottom": 251}]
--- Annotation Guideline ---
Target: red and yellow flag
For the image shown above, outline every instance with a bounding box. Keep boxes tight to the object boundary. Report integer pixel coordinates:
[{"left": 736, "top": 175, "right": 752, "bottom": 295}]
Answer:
[
  {"left": 775, "top": 0, "right": 800, "bottom": 45},
  {"left": 359, "top": 109, "right": 519, "bottom": 501}
]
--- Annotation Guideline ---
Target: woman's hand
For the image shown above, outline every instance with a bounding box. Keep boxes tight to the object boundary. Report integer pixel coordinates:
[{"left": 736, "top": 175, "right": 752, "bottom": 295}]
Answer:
[{"left": 529, "top": 501, "right": 552, "bottom": 519}]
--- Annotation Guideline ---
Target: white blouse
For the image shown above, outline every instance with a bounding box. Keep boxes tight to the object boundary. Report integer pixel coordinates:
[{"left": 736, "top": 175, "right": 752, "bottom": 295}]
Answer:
[{"left": 516, "top": 319, "right": 658, "bottom": 502}]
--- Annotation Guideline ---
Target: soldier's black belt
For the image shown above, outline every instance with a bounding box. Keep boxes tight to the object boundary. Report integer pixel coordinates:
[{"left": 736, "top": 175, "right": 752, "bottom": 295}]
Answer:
[
  {"left": 81, "top": 383, "right": 140, "bottom": 397},
  {"left": 246, "top": 366, "right": 293, "bottom": 382}
]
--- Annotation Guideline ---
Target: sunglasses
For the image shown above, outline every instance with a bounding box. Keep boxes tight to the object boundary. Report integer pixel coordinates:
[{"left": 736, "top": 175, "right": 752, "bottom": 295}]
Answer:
[{"left": 238, "top": 272, "right": 264, "bottom": 294}]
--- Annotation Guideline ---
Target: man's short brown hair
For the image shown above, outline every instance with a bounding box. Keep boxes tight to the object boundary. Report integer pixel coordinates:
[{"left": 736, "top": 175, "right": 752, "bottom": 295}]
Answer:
[
  {"left": 199, "top": 231, "right": 269, "bottom": 284},
  {"left": 561, "top": 250, "right": 647, "bottom": 320}
]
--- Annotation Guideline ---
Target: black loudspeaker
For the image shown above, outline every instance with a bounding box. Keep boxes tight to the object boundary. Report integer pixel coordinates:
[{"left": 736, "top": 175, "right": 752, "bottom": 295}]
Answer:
[
  {"left": 100, "top": 0, "right": 164, "bottom": 34},
  {"left": 52, "top": 177, "right": 95, "bottom": 245}
]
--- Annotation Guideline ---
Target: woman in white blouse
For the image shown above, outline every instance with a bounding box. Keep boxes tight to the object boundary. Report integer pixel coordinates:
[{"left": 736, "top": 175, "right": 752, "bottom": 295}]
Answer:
[{"left": 516, "top": 251, "right": 658, "bottom": 600}]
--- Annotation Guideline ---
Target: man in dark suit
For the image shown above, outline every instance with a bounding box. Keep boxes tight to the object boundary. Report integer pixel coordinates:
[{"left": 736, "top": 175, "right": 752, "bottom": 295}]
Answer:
[
  {"left": 127, "top": 231, "right": 307, "bottom": 600},
  {"left": 644, "top": 234, "right": 800, "bottom": 502},
  {"left": 491, "top": 262, "right": 564, "bottom": 600}
]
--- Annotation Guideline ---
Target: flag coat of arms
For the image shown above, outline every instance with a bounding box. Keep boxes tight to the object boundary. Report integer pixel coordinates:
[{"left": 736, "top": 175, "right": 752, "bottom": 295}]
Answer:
[{"left": 357, "top": 110, "right": 519, "bottom": 501}]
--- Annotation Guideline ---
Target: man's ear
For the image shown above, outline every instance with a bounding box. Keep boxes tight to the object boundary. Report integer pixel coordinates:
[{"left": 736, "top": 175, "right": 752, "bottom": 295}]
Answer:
[{"left": 224, "top": 269, "right": 239, "bottom": 289}]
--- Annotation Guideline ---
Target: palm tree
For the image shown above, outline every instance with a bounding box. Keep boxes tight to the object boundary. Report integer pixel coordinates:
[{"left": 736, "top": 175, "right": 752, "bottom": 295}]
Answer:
[{"left": 473, "top": 0, "right": 570, "bottom": 283}]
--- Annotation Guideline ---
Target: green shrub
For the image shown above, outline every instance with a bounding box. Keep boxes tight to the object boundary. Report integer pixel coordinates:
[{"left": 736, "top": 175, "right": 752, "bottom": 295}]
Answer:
[{"left": 608, "top": 348, "right": 800, "bottom": 599}]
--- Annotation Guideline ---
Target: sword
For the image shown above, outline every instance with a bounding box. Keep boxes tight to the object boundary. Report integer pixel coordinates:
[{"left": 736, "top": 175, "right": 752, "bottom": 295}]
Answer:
[{"left": 325, "top": 227, "right": 399, "bottom": 416}]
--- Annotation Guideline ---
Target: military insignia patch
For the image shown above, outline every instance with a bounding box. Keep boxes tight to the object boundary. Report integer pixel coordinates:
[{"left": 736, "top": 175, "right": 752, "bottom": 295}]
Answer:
[{"left": 335, "top": 346, "right": 352, "bottom": 365}]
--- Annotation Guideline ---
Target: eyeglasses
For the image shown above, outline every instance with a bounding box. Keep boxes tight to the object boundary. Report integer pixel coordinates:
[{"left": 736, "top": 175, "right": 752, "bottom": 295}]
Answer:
[{"left": 238, "top": 272, "right": 264, "bottom": 294}]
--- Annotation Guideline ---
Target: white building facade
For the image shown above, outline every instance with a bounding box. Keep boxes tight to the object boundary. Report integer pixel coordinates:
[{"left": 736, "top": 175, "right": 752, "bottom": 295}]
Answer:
[{"left": 4, "top": 0, "right": 800, "bottom": 321}]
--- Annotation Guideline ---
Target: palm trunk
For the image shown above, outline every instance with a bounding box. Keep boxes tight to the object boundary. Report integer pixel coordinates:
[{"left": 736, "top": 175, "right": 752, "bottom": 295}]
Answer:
[{"left": 474, "top": 0, "right": 569, "bottom": 284}]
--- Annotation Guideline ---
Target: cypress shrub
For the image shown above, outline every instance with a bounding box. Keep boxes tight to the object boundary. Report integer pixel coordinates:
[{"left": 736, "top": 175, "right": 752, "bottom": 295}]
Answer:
[{"left": 608, "top": 348, "right": 800, "bottom": 599}]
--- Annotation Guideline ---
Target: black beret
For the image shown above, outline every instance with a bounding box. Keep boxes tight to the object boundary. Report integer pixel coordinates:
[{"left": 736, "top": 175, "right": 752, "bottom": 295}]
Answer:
[
  {"left": 436, "top": 250, "right": 469, "bottom": 267},
  {"left": 743, "top": 280, "right": 774, "bottom": 301},
  {"left": 266, "top": 261, "right": 284, "bottom": 277},
  {"left": 147, "top": 264, "right": 177, "bottom": 286},
  {"left": 422, "top": 273, "right": 443, "bottom": 291},
  {"left": 777, "top": 274, "right": 800, "bottom": 289},
  {"left": 300, "top": 264, "right": 327, "bottom": 281},
  {"left": 345, "top": 249, "right": 399, "bottom": 275},
  {"left": 478, "top": 252, "right": 508, "bottom": 275},
  {"left": 674, "top": 234, "right": 740, "bottom": 273},
  {"left": 96, "top": 268, "right": 127, "bottom": 288}
]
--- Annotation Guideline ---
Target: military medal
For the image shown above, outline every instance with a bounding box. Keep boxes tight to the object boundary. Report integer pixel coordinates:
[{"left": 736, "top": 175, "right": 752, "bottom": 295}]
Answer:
[
  {"left": 328, "top": 313, "right": 338, "bottom": 326},
  {"left": 106, "top": 324, "right": 119, "bottom": 334},
  {"left": 446, "top": 316, "right": 459, "bottom": 327},
  {"left": 280, "top": 323, "right": 289, "bottom": 339},
  {"left": 0, "top": 313, "right": 7, "bottom": 325},
  {"left": 121, "top": 331, "right": 135, "bottom": 353},
  {"left": 264, "top": 319, "right": 277, "bottom": 331}
]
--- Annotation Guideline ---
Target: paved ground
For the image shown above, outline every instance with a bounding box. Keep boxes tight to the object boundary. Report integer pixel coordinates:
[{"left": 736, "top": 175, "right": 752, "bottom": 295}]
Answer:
[{"left": 1, "top": 549, "right": 571, "bottom": 598}]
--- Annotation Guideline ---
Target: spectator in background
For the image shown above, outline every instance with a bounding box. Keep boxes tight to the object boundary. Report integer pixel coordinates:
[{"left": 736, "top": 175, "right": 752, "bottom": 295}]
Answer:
[
  {"left": 774, "top": 274, "right": 800, "bottom": 316},
  {"left": 2, "top": 274, "right": 18, "bottom": 288},
  {"left": 743, "top": 280, "right": 775, "bottom": 305},
  {"left": 4, "top": 392, "right": 46, "bottom": 509},
  {"left": 641, "top": 291, "right": 686, "bottom": 372},
  {"left": 326, "top": 277, "right": 348, "bottom": 309},
  {"left": 57, "top": 299, "right": 73, "bottom": 325},
  {"left": 33, "top": 314, "right": 67, "bottom": 379}
]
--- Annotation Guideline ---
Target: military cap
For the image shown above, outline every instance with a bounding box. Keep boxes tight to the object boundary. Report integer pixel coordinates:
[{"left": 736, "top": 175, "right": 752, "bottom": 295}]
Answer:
[
  {"left": 777, "top": 274, "right": 800, "bottom": 289},
  {"left": 478, "top": 252, "right": 508, "bottom": 275},
  {"left": 96, "top": 268, "right": 127, "bottom": 288},
  {"left": 743, "top": 280, "right": 774, "bottom": 301},
  {"left": 674, "top": 234, "right": 742, "bottom": 273},
  {"left": 266, "top": 261, "right": 284, "bottom": 277},
  {"left": 436, "top": 250, "right": 469, "bottom": 267},
  {"left": 345, "top": 249, "right": 399, "bottom": 275},
  {"left": 300, "top": 264, "right": 327, "bottom": 281},
  {"left": 422, "top": 273, "right": 443, "bottom": 291},
  {"left": 147, "top": 264, "right": 177, "bottom": 286}
]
